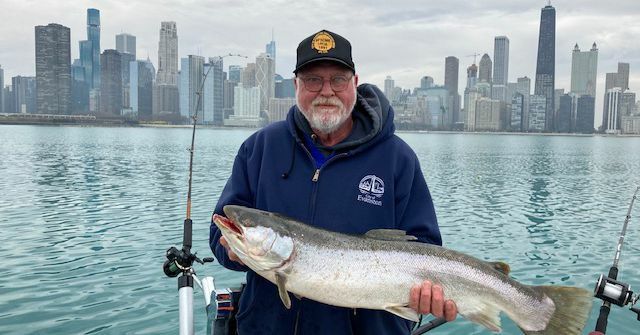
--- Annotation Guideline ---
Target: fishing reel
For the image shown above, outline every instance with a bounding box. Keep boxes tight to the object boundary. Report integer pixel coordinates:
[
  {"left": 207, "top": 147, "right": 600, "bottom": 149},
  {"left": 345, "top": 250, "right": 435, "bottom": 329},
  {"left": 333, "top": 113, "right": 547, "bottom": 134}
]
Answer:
[
  {"left": 593, "top": 269, "right": 640, "bottom": 322},
  {"left": 164, "top": 246, "right": 215, "bottom": 277}
]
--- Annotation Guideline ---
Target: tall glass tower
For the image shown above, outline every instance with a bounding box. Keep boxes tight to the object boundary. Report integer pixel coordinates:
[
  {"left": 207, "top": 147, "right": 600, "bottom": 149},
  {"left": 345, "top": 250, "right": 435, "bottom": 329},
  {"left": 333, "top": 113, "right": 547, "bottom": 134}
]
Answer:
[
  {"left": 87, "top": 8, "right": 101, "bottom": 89},
  {"left": 534, "top": 4, "right": 556, "bottom": 131}
]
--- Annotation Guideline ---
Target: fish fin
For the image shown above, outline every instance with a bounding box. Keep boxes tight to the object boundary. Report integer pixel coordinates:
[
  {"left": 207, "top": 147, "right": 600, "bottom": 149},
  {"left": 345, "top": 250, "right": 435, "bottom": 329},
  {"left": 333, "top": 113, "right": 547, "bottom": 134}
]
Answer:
[
  {"left": 519, "top": 286, "right": 592, "bottom": 335},
  {"left": 462, "top": 301, "right": 502, "bottom": 332},
  {"left": 275, "top": 273, "right": 291, "bottom": 309},
  {"left": 384, "top": 305, "right": 420, "bottom": 322},
  {"left": 364, "top": 229, "right": 418, "bottom": 241},
  {"left": 488, "top": 261, "right": 510, "bottom": 275}
]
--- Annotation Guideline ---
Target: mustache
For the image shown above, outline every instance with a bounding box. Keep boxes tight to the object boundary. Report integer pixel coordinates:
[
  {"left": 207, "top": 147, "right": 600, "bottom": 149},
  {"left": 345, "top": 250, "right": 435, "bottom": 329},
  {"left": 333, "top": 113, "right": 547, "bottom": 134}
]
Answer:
[{"left": 311, "top": 97, "right": 344, "bottom": 108}]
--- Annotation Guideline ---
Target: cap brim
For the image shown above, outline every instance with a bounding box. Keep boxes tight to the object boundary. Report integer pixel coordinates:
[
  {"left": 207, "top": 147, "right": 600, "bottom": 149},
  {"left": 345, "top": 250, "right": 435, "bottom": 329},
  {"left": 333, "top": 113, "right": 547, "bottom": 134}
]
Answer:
[{"left": 294, "top": 57, "right": 355, "bottom": 74}]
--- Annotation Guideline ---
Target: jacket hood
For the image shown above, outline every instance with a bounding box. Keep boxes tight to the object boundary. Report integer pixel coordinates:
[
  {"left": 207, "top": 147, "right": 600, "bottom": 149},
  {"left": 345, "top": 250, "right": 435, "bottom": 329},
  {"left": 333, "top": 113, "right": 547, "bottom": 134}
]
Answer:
[{"left": 288, "top": 83, "right": 395, "bottom": 153}]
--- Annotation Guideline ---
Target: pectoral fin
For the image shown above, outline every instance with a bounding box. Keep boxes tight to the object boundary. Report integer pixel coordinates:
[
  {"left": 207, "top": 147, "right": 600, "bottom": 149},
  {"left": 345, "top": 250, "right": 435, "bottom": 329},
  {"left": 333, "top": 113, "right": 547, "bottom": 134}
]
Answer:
[
  {"left": 275, "top": 273, "right": 291, "bottom": 309},
  {"left": 384, "top": 305, "right": 420, "bottom": 322},
  {"left": 461, "top": 301, "right": 502, "bottom": 332}
]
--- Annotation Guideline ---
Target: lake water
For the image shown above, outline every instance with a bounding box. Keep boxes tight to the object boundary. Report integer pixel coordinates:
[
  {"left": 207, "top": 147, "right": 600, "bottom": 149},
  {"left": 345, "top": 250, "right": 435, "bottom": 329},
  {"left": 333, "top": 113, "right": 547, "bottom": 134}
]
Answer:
[{"left": 1, "top": 125, "right": 639, "bottom": 334}]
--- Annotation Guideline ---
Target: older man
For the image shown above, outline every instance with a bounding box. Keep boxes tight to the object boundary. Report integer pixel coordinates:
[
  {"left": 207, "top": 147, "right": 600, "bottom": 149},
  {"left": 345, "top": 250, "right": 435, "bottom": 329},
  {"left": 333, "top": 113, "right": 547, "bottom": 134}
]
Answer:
[{"left": 210, "top": 29, "right": 456, "bottom": 334}]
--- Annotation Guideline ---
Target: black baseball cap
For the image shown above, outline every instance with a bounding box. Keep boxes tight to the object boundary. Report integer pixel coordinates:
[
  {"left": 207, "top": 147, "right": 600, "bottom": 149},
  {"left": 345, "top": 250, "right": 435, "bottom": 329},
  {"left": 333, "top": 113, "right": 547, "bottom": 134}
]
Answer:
[{"left": 294, "top": 30, "right": 355, "bottom": 74}]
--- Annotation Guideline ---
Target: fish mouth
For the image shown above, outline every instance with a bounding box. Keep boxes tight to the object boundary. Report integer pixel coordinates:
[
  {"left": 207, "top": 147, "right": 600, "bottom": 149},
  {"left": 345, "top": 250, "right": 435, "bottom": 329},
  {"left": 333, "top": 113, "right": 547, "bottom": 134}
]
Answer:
[{"left": 212, "top": 214, "right": 243, "bottom": 237}]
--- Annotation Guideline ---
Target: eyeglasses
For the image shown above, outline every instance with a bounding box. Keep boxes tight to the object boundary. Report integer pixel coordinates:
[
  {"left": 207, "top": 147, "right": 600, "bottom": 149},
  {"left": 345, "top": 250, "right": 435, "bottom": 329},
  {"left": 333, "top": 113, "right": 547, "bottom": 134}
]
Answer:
[{"left": 298, "top": 75, "right": 353, "bottom": 92}]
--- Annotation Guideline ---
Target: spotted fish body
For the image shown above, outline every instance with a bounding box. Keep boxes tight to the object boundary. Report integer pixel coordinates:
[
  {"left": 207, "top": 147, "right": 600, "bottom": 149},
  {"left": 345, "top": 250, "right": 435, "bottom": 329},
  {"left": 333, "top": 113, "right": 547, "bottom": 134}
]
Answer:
[{"left": 213, "top": 205, "right": 592, "bottom": 334}]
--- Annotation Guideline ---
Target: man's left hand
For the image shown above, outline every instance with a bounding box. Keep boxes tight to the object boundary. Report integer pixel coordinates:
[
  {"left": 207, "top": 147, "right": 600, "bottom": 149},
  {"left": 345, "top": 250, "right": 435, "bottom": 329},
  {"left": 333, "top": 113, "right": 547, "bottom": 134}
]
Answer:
[{"left": 409, "top": 280, "right": 457, "bottom": 321}]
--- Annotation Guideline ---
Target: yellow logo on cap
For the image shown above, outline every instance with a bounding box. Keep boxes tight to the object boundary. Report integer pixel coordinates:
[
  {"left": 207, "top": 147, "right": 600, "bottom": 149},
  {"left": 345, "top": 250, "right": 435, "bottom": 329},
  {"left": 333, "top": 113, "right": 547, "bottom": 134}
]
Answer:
[{"left": 311, "top": 32, "right": 335, "bottom": 54}]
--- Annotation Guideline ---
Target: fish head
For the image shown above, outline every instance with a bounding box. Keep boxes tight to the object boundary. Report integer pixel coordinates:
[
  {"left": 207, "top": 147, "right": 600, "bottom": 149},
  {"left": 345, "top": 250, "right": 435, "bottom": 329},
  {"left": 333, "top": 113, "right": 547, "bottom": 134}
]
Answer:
[{"left": 212, "top": 205, "right": 294, "bottom": 272}]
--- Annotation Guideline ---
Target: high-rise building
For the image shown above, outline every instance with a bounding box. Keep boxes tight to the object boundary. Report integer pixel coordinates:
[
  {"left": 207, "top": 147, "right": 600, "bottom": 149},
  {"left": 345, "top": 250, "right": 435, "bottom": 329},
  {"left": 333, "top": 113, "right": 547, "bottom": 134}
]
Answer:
[
  {"left": 605, "top": 72, "right": 618, "bottom": 91},
  {"left": 557, "top": 94, "right": 573, "bottom": 133},
  {"left": 384, "top": 76, "right": 394, "bottom": 100},
  {"left": 444, "top": 56, "right": 460, "bottom": 124},
  {"left": 465, "top": 89, "right": 481, "bottom": 131},
  {"left": 516, "top": 77, "right": 531, "bottom": 128},
  {"left": 228, "top": 65, "right": 242, "bottom": 83},
  {"left": 620, "top": 92, "right": 636, "bottom": 117},
  {"left": 99, "top": 49, "right": 122, "bottom": 115},
  {"left": 242, "top": 63, "right": 257, "bottom": 88},
  {"left": 575, "top": 95, "right": 595, "bottom": 133},
  {"left": 529, "top": 95, "right": 547, "bottom": 131},
  {"left": 203, "top": 57, "right": 224, "bottom": 125},
  {"left": 510, "top": 93, "right": 525, "bottom": 131},
  {"left": 35, "top": 23, "right": 71, "bottom": 114},
  {"left": 116, "top": 33, "right": 136, "bottom": 58},
  {"left": 492, "top": 36, "right": 509, "bottom": 102},
  {"left": 420, "top": 76, "right": 434, "bottom": 89},
  {"left": 266, "top": 33, "right": 276, "bottom": 63},
  {"left": 11, "top": 76, "right": 37, "bottom": 113},
  {"left": 268, "top": 98, "right": 295, "bottom": 123},
  {"left": 3, "top": 86, "right": 13, "bottom": 113},
  {"left": 227, "top": 83, "right": 261, "bottom": 126},
  {"left": 478, "top": 54, "right": 492, "bottom": 83},
  {"left": 475, "top": 98, "right": 501, "bottom": 131},
  {"left": 87, "top": 8, "right": 101, "bottom": 89},
  {"left": 0, "top": 65, "right": 4, "bottom": 113},
  {"left": 534, "top": 4, "right": 556, "bottom": 131},
  {"left": 603, "top": 88, "right": 622, "bottom": 133},
  {"left": 570, "top": 43, "right": 598, "bottom": 96},
  {"left": 617, "top": 63, "right": 630, "bottom": 91},
  {"left": 256, "top": 53, "right": 275, "bottom": 112},
  {"left": 71, "top": 60, "right": 90, "bottom": 114},
  {"left": 130, "top": 59, "right": 155, "bottom": 119},
  {"left": 179, "top": 55, "right": 204, "bottom": 118},
  {"left": 466, "top": 63, "right": 477, "bottom": 89},
  {"left": 155, "top": 22, "right": 179, "bottom": 116}
]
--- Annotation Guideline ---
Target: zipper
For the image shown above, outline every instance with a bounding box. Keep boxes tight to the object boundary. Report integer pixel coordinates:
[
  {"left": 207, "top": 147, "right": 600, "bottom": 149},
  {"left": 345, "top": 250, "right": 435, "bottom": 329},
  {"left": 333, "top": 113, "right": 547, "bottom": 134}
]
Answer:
[{"left": 311, "top": 169, "right": 320, "bottom": 182}]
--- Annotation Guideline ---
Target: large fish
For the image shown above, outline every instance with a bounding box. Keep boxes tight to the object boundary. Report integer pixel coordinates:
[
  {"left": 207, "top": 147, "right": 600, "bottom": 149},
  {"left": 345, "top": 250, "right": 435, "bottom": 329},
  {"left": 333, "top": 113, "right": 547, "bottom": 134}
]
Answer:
[{"left": 212, "top": 205, "right": 592, "bottom": 334}]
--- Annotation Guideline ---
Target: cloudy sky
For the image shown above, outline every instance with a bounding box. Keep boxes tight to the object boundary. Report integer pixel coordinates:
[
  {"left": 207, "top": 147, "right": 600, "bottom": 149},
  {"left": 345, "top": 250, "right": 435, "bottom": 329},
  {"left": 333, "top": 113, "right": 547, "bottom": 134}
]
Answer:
[{"left": 1, "top": 0, "right": 639, "bottom": 126}]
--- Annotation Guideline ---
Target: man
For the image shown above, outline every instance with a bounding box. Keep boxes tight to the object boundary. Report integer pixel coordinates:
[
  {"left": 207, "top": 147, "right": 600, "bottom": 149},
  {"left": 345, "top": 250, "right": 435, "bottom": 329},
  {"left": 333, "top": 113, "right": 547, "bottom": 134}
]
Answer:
[{"left": 210, "top": 30, "right": 456, "bottom": 334}]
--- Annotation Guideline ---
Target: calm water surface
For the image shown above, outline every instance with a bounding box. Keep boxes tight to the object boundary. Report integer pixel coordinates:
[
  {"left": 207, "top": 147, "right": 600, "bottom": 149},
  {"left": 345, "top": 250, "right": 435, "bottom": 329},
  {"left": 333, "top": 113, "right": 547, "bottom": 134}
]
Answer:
[{"left": 1, "top": 125, "right": 639, "bottom": 334}]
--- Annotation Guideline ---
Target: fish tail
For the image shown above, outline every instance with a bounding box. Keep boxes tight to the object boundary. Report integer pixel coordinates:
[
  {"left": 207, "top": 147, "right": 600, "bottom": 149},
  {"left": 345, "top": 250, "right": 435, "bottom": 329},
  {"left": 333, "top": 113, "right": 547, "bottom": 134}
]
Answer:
[{"left": 521, "top": 286, "right": 593, "bottom": 335}]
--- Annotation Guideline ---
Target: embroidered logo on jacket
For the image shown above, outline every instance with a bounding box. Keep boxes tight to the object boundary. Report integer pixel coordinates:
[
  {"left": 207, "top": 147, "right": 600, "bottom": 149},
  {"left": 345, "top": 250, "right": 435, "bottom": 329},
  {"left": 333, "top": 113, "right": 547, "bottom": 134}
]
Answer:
[{"left": 357, "top": 175, "right": 384, "bottom": 206}]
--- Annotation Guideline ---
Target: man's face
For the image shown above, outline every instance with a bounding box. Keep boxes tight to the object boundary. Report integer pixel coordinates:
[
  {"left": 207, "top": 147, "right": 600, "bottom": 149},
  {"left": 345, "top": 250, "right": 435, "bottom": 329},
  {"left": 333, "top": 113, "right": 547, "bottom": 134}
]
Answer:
[{"left": 295, "top": 62, "right": 359, "bottom": 135}]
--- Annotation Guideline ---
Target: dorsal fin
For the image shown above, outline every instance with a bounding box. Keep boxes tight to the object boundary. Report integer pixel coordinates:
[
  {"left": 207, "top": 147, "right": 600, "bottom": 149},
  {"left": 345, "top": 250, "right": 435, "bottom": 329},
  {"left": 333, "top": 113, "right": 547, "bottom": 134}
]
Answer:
[
  {"left": 488, "top": 261, "right": 511, "bottom": 275},
  {"left": 364, "top": 229, "right": 418, "bottom": 241}
]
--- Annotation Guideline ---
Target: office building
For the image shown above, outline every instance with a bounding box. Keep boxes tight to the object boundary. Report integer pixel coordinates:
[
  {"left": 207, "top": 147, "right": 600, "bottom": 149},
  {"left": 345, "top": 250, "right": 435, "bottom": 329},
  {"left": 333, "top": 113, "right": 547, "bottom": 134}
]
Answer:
[
  {"left": 11, "top": 76, "right": 37, "bottom": 113},
  {"left": 0, "top": 65, "right": 4, "bottom": 113},
  {"left": 179, "top": 55, "right": 204, "bottom": 119},
  {"left": 557, "top": 94, "right": 573, "bottom": 133},
  {"left": 87, "top": 8, "right": 101, "bottom": 89},
  {"left": 475, "top": 98, "right": 501, "bottom": 131},
  {"left": 617, "top": 63, "right": 630, "bottom": 91},
  {"left": 35, "top": 23, "right": 71, "bottom": 114},
  {"left": 603, "top": 88, "right": 622, "bottom": 133},
  {"left": 575, "top": 95, "right": 595, "bottom": 133},
  {"left": 510, "top": 93, "right": 525, "bottom": 132},
  {"left": 570, "top": 43, "right": 598, "bottom": 96},
  {"left": 203, "top": 57, "right": 225, "bottom": 125},
  {"left": 155, "top": 22, "right": 179, "bottom": 116},
  {"left": 256, "top": 53, "right": 275, "bottom": 112},
  {"left": 99, "top": 49, "right": 122, "bottom": 115},
  {"left": 116, "top": 33, "right": 136, "bottom": 58},
  {"left": 130, "top": 59, "right": 155, "bottom": 119},
  {"left": 493, "top": 36, "right": 509, "bottom": 102},
  {"left": 478, "top": 54, "right": 492, "bottom": 83},
  {"left": 268, "top": 98, "right": 295, "bottom": 123},
  {"left": 529, "top": 95, "right": 547, "bottom": 131},
  {"left": 444, "top": 56, "right": 460, "bottom": 124},
  {"left": 534, "top": 4, "right": 556, "bottom": 131}
]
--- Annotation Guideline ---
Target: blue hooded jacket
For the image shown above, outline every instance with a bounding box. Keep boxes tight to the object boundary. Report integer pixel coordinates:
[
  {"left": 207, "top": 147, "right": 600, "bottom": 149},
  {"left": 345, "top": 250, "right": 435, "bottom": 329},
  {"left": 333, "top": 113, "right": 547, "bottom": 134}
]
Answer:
[{"left": 210, "top": 83, "right": 441, "bottom": 334}]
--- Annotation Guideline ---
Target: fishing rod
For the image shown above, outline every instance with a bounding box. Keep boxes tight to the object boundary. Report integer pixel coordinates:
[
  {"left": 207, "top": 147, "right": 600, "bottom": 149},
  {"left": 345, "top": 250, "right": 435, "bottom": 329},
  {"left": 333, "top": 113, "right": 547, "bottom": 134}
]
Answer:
[{"left": 590, "top": 186, "right": 640, "bottom": 335}]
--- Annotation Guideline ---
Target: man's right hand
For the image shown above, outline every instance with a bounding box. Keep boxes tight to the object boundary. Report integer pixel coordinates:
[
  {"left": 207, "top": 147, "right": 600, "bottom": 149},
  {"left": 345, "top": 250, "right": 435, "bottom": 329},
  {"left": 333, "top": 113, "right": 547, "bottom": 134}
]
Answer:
[{"left": 219, "top": 236, "right": 245, "bottom": 265}]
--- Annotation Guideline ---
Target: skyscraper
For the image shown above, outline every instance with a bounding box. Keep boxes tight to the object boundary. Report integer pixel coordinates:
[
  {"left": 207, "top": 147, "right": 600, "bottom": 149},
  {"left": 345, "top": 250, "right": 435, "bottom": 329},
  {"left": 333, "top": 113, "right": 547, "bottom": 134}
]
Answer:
[
  {"left": 116, "top": 33, "right": 136, "bottom": 58},
  {"left": 492, "top": 36, "right": 509, "bottom": 102},
  {"left": 575, "top": 95, "right": 595, "bottom": 133},
  {"left": 100, "top": 49, "right": 122, "bottom": 115},
  {"left": 155, "top": 22, "right": 179, "bottom": 116},
  {"left": 570, "top": 43, "right": 598, "bottom": 96},
  {"left": 603, "top": 88, "right": 622, "bottom": 133},
  {"left": 35, "top": 23, "right": 71, "bottom": 114},
  {"left": 228, "top": 65, "right": 242, "bottom": 83},
  {"left": 179, "top": 55, "right": 204, "bottom": 118},
  {"left": 0, "top": 64, "right": 4, "bottom": 113},
  {"left": 384, "top": 76, "right": 394, "bottom": 100},
  {"left": 617, "top": 63, "right": 630, "bottom": 91},
  {"left": 266, "top": 31, "right": 276, "bottom": 63},
  {"left": 203, "top": 57, "right": 224, "bottom": 125},
  {"left": 420, "top": 76, "right": 434, "bottom": 89},
  {"left": 11, "top": 76, "right": 37, "bottom": 113},
  {"left": 130, "top": 59, "right": 155, "bottom": 120},
  {"left": 534, "top": 4, "right": 556, "bottom": 131},
  {"left": 256, "top": 53, "right": 275, "bottom": 112},
  {"left": 517, "top": 76, "right": 531, "bottom": 128},
  {"left": 466, "top": 63, "right": 477, "bottom": 89},
  {"left": 87, "top": 8, "right": 101, "bottom": 89},
  {"left": 478, "top": 54, "right": 492, "bottom": 83},
  {"left": 71, "top": 60, "right": 90, "bottom": 114},
  {"left": 444, "top": 56, "right": 460, "bottom": 124}
]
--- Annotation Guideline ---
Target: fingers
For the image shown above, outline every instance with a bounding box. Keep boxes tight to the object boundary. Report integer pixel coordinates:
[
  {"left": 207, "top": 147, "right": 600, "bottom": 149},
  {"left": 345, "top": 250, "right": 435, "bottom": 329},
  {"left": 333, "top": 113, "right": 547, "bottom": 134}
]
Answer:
[
  {"left": 409, "top": 281, "right": 457, "bottom": 321},
  {"left": 219, "top": 236, "right": 244, "bottom": 265},
  {"left": 444, "top": 300, "right": 457, "bottom": 322}
]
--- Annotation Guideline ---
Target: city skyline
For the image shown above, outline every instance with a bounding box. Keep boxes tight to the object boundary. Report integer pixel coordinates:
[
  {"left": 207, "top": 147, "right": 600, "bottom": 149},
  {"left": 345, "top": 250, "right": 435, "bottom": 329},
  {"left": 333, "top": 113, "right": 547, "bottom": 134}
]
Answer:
[{"left": 0, "top": 1, "right": 639, "bottom": 126}]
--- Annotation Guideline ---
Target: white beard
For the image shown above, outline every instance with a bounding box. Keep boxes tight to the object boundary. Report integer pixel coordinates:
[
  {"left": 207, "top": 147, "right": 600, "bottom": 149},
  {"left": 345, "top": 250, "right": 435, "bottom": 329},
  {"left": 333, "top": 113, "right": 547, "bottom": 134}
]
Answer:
[{"left": 297, "top": 93, "right": 357, "bottom": 135}]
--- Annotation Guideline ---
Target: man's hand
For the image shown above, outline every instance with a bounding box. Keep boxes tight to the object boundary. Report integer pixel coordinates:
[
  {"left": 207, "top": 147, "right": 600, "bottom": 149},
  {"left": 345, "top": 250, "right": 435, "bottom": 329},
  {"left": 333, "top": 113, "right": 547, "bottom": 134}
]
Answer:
[
  {"left": 409, "top": 281, "right": 457, "bottom": 321},
  {"left": 219, "top": 236, "right": 245, "bottom": 265}
]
